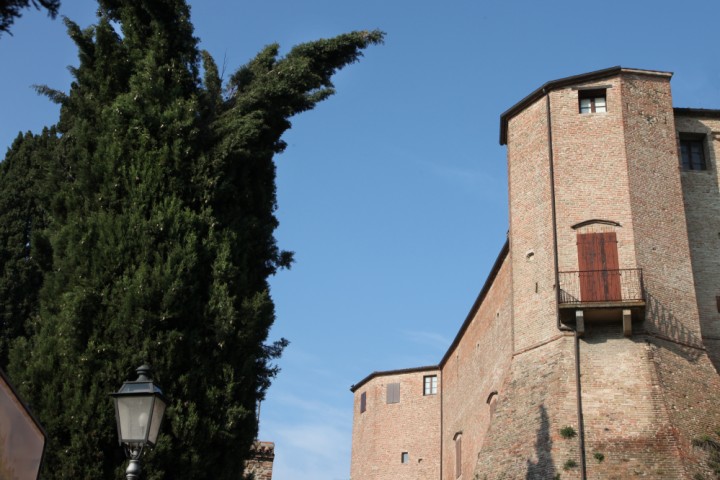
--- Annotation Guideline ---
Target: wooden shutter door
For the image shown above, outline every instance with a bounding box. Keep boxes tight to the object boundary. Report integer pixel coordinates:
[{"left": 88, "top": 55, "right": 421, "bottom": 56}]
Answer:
[{"left": 577, "top": 232, "right": 621, "bottom": 301}]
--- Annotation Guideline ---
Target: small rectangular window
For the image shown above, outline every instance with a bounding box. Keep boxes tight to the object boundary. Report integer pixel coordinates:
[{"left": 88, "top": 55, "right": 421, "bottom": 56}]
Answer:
[
  {"left": 401, "top": 452, "right": 409, "bottom": 464},
  {"left": 680, "top": 135, "right": 707, "bottom": 171},
  {"left": 579, "top": 89, "right": 607, "bottom": 114},
  {"left": 386, "top": 382, "right": 400, "bottom": 404},
  {"left": 360, "top": 392, "right": 366, "bottom": 413},
  {"left": 423, "top": 375, "right": 438, "bottom": 395}
]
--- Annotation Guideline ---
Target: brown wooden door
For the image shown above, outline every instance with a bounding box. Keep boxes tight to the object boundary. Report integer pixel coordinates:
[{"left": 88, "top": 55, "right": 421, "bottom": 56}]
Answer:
[{"left": 577, "top": 232, "right": 621, "bottom": 302}]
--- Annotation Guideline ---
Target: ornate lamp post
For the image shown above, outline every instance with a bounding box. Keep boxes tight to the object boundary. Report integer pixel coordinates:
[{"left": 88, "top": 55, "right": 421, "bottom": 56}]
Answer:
[{"left": 111, "top": 365, "right": 168, "bottom": 480}]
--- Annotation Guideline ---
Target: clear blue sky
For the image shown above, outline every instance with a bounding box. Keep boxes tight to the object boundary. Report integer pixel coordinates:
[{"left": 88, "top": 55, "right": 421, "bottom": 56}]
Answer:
[{"left": 1, "top": 1, "right": 719, "bottom": 479}]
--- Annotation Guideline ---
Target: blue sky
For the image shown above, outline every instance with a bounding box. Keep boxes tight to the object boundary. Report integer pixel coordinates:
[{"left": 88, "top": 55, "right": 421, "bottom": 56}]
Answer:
[{"left": 2, "top": 1, "right": 719, "bottom": 479}]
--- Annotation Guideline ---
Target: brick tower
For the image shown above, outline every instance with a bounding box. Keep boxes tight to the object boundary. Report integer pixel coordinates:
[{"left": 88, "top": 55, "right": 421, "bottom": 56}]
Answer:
[{"left": 350, "top": 67, "right": 720, "bottom": 480}]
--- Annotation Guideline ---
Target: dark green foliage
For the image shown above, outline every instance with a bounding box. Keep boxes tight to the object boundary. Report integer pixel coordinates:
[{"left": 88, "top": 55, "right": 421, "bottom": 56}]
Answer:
[
  {"left": 3, "top": 1, "right": 383, "bottom": 478},
  {"left": 562, "top": 459, "right": 578, "bottom": 471},
  {"left": 0, "top": 130, "right": 57, "bottom": 369},
  {"left": 559, "top": 425, "right": 577, "bottom": 439},
  {"left": 693, "top": 433, "right": 720, "bottom": 477},
  {"left": 0, "top": 0, "right": 60, "bottom": 35}
]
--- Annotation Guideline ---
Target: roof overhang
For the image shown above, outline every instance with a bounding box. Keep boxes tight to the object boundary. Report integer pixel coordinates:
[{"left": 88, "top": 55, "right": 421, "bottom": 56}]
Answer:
[
  {"left": 674, "top": 107, "right": 720, "bottom": 119},
  {"left": 499, "top": 67, "right": 674, "bottom": 145},
  {"left": 350, "top": 365, "right": 439, "bottom": 393}
]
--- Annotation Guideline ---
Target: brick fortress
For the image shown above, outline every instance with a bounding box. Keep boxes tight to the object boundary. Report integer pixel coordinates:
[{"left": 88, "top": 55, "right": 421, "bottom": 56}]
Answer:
[{"left": 349, "top": 67, "right": 720, "bottom": 479}]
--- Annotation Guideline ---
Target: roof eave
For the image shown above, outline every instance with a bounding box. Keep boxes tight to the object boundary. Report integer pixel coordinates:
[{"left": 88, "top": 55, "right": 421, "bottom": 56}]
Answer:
[
  {"left": 499, "top": 66, "right": 674, "bottom": 145},
  {"left": 350, "top": 365, "right": 440, "bottom": 393},
  {"left": 674, "top": 107, "right": 720, "bottom": 119}
]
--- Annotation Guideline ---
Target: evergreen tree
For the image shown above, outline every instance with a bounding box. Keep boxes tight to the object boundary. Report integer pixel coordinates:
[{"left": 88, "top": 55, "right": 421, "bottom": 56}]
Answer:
[
  {"left": 4, "top": 1, "right": 382, "bottom": 478},
  {"left": 0, "top": 130, "right": 56, "bottom": 369},
  {"left": 0, "top": 0, "right": 61, "bottom": 35}
]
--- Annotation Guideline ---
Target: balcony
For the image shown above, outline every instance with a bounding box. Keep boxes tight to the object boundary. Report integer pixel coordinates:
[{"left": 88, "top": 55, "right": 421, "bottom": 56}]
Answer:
[{"left": 558, "top": 268, "right": 645, "bottom": 309}]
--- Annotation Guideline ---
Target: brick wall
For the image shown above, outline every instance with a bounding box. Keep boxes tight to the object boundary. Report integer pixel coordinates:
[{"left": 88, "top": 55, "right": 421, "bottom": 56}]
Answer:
[
  {"left": 650, "top": 336, "right": 720, "bottom": 479},
  {"left": 473, "top": 335, "right": 580, "bottom": 479},
  {"left": 440, "top": 255, "right": 512, "bottom": 480},
  {"left": 675, "top": 113, "right": 720, "bottom": 369},
  {"left": 244, "top": 441, "right": 275, "bottom": 480},
  {"left": 507, "top": 95, "right": 558, "bottom": 352},
  {"left": 350, "top": 368, "right": 441, "bottom": 480},
  {"left": 622, "top": 73, "right": 703, "bottom": 343},
  {"left": 580, "top": 326, "right": 683, "bottom": 479},
  {"left": 471, "top": 69, "right": 720, "bottom": 479},
  {"left": 550, "top": 77, "right": 638, "bottom": 276}
]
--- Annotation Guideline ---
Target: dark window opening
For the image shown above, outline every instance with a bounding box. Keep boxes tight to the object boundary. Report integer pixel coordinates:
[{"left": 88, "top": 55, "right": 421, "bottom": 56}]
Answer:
[
  {"left": 401, "top": 452, "right": 409, "bottom": 464},
  {"left": 680, "top": 135, "right": 707, "bottom": 171},
  {"left": 579, "top": 89, "right": 607, "bottom": 114},
  {"left": 360, "top": 392, "right": 366, "bottom": 413}
]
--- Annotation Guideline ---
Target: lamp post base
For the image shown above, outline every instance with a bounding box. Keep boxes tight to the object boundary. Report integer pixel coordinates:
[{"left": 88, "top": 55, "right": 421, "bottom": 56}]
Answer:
[{"left": 126, "top": 459, "right": 142, "bottom": 480}]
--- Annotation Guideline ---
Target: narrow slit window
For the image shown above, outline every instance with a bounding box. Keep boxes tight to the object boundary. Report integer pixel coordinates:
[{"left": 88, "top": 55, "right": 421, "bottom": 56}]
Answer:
[
  {"left": 360, "top": 392, "right": 366, "bottom": 413},
  {"left": 401, "top": 452, "right": 409, "bottom": 464}
]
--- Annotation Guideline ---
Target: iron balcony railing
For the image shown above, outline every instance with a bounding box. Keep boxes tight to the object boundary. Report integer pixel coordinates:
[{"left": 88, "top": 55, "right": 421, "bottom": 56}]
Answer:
[{"left": 558, "top": 268, "right": 644, "bottom": 305}]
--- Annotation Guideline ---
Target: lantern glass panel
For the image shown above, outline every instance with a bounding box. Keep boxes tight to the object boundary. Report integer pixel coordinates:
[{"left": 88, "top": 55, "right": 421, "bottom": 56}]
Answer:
[
  {"left": 147, "top": 397, "right": 166, "bottom": 445},
  {"left": 116, "top": 395, "right": 153, "bottom": 443}
]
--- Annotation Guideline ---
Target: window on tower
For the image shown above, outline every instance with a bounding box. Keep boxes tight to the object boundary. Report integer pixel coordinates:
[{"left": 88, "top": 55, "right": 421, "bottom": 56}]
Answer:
[{"left": 579, "top": 89, "right": 607, "bottom": 114}]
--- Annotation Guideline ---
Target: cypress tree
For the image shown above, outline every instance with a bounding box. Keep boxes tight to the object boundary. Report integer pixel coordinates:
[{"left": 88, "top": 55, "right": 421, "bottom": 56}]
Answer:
[
  {"left": 0, "top": 129, "right": 56, "bottom": 369},
  {"left": 4, "top": 1, "right": 382, "bottom": 478}
]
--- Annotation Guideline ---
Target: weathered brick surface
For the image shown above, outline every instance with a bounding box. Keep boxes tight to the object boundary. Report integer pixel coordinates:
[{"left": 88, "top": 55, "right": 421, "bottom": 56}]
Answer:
[
  {"left": 650, "top": 336, "right": 720, "bottom": 479},
  {"left": 350, "top": 369, "right": 441, "bottom": 480},
  {"left": 622, "top": 74, "right": 704, "bottom": 345},
  {"left": 507, "top": 96, "right": 558, "bottom": 353},
  {"left": 473, "top": 336, "right": 580, "bottom": 480},
  {"left": 244, "top": 441, "right": 275, "bottom": 480},
  {"left": 440, "top": 256, "right": 512, "bottom": 480},
  {"left": 550, "top": 77, "right": 638, "bottom": 276},
  {"left": 580, "top": 326, "right": 682, "bottom": 479},
  {"left": 675, "top": 113, "right": 720, "bottom": 369}
]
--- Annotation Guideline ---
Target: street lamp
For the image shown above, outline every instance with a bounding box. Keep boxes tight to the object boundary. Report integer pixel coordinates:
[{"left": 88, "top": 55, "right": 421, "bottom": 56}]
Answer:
[{"left": 111, "top": 365, "right": 168, "bottom": 480}]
